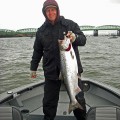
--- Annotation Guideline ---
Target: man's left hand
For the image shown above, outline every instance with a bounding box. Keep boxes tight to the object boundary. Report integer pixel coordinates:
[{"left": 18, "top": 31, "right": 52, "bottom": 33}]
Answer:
[{"left": 66, "top": 31, "right": 76, "bottom": 42}]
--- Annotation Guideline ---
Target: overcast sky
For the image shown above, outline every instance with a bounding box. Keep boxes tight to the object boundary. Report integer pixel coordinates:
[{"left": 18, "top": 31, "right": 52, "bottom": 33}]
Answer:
[{"left": 0, "top": 0, "right": 120, "bottom": 30}]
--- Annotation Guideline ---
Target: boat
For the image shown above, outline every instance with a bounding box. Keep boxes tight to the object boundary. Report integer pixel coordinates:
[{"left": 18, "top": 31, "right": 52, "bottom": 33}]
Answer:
[
  {"left": 0, "top": 79, "right": 120, "bottom": 120},
  {"left": 108, "top": 34, "right": 118, "bottom": 39}
]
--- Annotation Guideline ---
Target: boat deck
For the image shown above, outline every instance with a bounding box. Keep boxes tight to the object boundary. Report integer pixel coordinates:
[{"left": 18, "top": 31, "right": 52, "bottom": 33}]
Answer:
[
  {"left": 0, "top": 80, "right": 120, "bottom": 120},
  {"left": 17, "top": 83, "right": 119, "bottom": 120}
]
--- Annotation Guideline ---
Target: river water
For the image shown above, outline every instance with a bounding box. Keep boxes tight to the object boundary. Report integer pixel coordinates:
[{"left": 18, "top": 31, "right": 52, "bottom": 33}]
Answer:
[{"left": 0, "top": 36, "right": 120, "bottom": 93}]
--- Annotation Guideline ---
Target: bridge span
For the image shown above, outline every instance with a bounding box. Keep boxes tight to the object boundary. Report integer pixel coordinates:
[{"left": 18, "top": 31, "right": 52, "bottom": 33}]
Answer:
[
  {"left": 80, "top": 25, "right": 120, "bottom": 36},
  {"left": 0, "top": 25, "right": 120, "bottom": 36}
]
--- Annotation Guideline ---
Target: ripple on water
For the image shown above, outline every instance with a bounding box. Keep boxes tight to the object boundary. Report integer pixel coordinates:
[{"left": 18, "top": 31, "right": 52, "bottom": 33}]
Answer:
[{"left": 0, "top": 36, "right": 120, "bottom": 93}]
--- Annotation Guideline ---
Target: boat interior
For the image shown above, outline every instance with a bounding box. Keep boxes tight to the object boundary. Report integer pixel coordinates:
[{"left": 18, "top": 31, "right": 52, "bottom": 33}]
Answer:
[{"left": 0, "top": 80, "right": 120, "bottom": 120}]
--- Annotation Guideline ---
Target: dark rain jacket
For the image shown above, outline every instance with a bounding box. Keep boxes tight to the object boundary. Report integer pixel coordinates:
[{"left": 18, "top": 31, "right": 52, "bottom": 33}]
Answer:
[{"left": 30, "top": 16, "right": 86, "bottom": 80}]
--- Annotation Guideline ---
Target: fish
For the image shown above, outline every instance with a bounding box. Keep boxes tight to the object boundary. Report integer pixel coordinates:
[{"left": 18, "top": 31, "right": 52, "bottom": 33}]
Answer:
[{"left": 58, "top": 36, "right": 83, "bottom": 114}]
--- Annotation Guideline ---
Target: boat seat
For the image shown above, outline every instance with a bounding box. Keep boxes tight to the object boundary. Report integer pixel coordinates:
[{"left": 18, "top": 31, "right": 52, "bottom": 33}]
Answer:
[
  {"left": 86, "top": 106, "right": 120, "bottom": 120},
  {"left": 0, "top": 106, "right": 23, "bottom": 120}
]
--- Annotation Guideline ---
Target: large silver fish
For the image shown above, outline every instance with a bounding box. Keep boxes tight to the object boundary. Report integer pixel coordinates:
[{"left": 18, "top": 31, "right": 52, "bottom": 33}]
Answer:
[{"left": 58, "top": 37, "right": 83, "bottom": 114}]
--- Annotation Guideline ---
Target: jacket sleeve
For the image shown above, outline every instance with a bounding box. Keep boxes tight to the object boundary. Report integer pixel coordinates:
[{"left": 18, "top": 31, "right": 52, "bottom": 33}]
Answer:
[
  {"left": 72, "top": 22, "right": 87, "bottom": 46},
  {"left": 30, "top": 30, "right": 43, "bottom": 71}
]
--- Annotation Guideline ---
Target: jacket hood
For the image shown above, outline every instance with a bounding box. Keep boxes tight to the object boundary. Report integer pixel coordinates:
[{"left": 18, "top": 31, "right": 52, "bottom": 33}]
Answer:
[{"left": 42, "top": 0, "right": 60, "bottom": 23}]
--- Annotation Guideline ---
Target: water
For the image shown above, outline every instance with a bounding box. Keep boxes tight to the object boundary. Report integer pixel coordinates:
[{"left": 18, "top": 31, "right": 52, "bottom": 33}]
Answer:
[
  {"left": 80, "top": 36, "right": 120, "bottom": 88},
  {"left": 0, "top": 36, "right": 120, "bottom": 93}
]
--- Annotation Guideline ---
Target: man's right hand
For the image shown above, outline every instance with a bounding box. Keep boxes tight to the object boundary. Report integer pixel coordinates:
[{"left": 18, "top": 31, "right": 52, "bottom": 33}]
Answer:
[{"left": 30, "top": 71, "right": 37, "bottom": 78}]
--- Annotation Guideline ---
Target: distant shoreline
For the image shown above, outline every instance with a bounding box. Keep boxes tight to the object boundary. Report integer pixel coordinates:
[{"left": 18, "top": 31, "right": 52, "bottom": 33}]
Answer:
[{"left": 0, "top": 32, "right": 36, "bottom": 38}]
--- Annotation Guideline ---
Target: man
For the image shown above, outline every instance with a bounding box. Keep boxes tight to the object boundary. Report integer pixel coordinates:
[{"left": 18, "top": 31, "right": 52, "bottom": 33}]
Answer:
[{"left": 30, "top": 0, "right": 87, "bottom": 120}]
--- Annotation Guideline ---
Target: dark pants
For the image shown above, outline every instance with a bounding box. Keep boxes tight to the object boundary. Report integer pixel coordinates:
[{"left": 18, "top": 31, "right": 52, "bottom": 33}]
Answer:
[
  {"left": 43, "top": 80, "right": 61, "bottom": 120},
  {"left": 43, "top": 79, "right": 86, "bottom": 120}
]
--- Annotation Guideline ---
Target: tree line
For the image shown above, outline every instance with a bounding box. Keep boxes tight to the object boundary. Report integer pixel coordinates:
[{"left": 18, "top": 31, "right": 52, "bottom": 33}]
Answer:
[{"left": 0, "top": 31, "right": 36, "bottom": 38}]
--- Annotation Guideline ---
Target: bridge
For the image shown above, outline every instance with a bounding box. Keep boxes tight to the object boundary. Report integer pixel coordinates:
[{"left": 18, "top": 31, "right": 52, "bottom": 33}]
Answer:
[
  {"left": 0, "top": 25, "right": 120, "bottom": 36},
  {"left": 95, "top": 25, "right": 120, "bottom": 30},
  {"left": 80, "top": 25, "right": 96, "bottom": 31},
  {"left": 0, "top": 29, "right": 15, "bottom": 32},
  {"left": 16, "top": 28, "right": 37, "bottom": 33},
  {"left": 80, "top": 25, "right": 120, "bottom": 36},
  {"left": 80, "top": 25, "right": 120, "bottom": 30}
]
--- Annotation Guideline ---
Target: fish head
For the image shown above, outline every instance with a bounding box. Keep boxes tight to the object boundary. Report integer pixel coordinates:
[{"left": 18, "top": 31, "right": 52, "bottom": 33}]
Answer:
[{"left": 58, "top": 37, "right": 71, "bottom": 51}]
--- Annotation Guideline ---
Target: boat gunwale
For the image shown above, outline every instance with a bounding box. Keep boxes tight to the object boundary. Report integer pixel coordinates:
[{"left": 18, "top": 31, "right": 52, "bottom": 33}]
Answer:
[
  {"left": 0, "top": 79, "right": 120, "bottom": 105},
  {"left": 0, "top": 80, "right": 45, "bottom": 104},
  {"left": 82, "top": 79, "right": 120, "bottom": 98}
]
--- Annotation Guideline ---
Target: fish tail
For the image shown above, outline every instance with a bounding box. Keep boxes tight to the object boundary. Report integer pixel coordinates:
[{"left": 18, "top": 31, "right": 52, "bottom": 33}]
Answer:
[
  {"left": 68, "top": 102, "right": 83, "bottom": 114},
  {"left": 75, "top": 86, "right": 81, "bottom": 95}
]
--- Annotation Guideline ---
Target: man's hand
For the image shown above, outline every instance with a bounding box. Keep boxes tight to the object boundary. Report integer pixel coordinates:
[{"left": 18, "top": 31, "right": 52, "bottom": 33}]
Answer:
[
  {"left": 66, "top": 31, "right": 76, "bottom": 43},
  {"left": 30, "top": 71, "right": 37, "bottom": 78}
]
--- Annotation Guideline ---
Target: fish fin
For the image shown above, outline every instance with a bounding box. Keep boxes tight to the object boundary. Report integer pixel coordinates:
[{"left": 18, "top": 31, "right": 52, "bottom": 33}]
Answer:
[
  {"left": 75, "top": 87, "right": 81, "bottom": 95},
  {"left": 58, "top": 40, "right": 63, "bottom": 44},
  {"left": 70, "top": 51, "right": 74, "bottom": 59},
  {"left": 59, "top": 72, "right": 64, "bottom": 81},
  {"left": 77, "top": 73, "right": 81, "bottom": 79},
  {"left": 68, "top": 102, "right": 83, "bottom": 114}
]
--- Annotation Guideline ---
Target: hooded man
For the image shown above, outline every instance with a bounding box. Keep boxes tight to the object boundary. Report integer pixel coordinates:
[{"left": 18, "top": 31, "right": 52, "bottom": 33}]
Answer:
[{"left": 30, "top": 0, "right": 86, "bottom": 120}]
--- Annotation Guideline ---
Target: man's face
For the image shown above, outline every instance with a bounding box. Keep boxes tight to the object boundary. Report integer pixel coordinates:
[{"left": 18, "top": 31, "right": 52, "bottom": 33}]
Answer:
[{"left": 45, "top": 7, "right": 57, "bottom": 23}]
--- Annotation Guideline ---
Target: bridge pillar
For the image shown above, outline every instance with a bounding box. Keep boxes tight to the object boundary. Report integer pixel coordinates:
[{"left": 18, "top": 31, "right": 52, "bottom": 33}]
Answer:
[
  {"left": 93, "top": 30, "right": 98, "bottom": 36},
  {"left": 117, "top": 30, "right": 120, "bottom": 36}
]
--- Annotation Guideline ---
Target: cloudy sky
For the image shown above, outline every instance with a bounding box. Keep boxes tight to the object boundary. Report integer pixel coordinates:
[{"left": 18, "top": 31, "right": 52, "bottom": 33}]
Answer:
[{"left": 0, "top": 0, "right": 120, "bottom": 30}]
